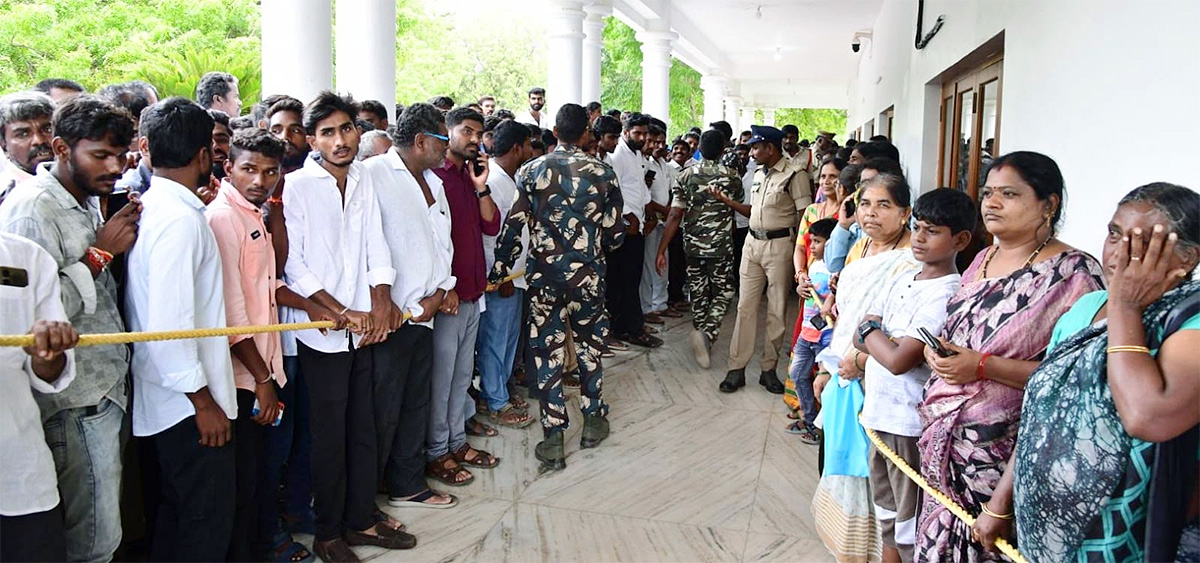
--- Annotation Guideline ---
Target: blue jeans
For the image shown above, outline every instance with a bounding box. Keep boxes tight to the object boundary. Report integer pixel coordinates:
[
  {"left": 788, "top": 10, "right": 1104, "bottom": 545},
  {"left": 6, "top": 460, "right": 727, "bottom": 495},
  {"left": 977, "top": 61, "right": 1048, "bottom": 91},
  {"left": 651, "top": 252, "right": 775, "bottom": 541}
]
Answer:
[
  {"left": 476, "top": 289, "right": 524, "bottom": 412},
  {"left": 256, "top": 355, "right": 313, "bottom": 552},
  {"left": 788, "top": 330, "right": 831, "bottom": 426},
  {"left": 44, "top": 397, "right": 125, "bottom": 563}
]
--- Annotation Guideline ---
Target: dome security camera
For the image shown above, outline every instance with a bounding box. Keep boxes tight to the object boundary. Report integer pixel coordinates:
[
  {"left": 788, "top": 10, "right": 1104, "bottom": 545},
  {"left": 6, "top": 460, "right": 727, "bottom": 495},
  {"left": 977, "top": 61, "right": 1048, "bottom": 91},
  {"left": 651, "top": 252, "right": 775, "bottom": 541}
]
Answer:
[
  {"left": 851, "top": 40, "right": 861, "bottom": 53},
  {"left": 851, "top": 30, "right": 872, "bottom": 54}
]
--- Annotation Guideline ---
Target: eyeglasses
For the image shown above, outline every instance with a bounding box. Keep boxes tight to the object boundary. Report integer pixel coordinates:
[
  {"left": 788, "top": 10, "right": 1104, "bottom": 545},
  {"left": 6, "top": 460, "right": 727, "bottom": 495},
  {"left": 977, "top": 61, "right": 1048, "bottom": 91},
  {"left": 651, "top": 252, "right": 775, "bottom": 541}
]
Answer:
[{"left": 423, "top": 131, "right": 449, "bottom": 142}]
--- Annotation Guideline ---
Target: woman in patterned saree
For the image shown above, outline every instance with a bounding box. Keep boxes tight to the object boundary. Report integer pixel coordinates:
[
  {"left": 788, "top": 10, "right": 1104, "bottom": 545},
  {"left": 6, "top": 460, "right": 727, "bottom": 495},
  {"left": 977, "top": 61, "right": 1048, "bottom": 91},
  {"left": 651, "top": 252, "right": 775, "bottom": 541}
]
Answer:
[
  {"left": 915, "top": 152, "right": 1105, "bottom": 561},
  {"left": 975, "top": 183, "right": 1199, "bottom": 561}
]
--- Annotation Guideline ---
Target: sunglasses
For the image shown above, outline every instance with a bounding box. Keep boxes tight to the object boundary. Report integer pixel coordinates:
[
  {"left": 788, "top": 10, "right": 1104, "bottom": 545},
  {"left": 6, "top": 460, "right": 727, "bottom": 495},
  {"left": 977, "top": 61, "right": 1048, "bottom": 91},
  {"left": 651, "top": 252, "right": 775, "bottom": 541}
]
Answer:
[{"left": 424, "top": 131, "right": 450, "bottom": 142}]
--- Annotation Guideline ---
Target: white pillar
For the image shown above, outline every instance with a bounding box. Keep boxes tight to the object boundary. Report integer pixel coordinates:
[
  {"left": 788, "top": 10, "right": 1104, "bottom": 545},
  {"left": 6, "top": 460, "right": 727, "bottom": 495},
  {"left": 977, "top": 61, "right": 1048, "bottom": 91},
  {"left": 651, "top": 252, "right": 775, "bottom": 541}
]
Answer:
[
  {"left": 739, "top": 106, "right": 755, "bottom": 133},
  {"left": 637, "top": 30, "right": 676, "bottom": 123},
  {"left": 700, "top": 75, "right": 727, "bottom": 127},
  {"left": 723, "top": 95, "right": 741, "bottom": 128},
  {"left": 335, "top": 0, "right": 396, "bottom": 120},
  {"left": 581, "top": 1, "right": 610, "bottom": 105},
  {"left": 545, "top": 0, "right": 586, "bottom": 119},
  {"left": 762, "top": 107, "right": 775, "bottom": 127},
  {"left": 262, "top": 0, "right": 332, "bottom": 104}
]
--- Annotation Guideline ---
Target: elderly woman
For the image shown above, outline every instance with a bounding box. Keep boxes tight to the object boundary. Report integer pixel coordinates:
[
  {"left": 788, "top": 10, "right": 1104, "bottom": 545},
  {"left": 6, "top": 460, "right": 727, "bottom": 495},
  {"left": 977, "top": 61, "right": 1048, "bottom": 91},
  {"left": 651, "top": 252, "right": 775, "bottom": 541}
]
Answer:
[
  {"left": 811, "top": 172, "right": 919, "bottom": 562},
  {"left": 974, "top": 183, "right": 1199, "bottom": 561},
  {"left": 916, "top": 151, "right": 1105, "bottom": 561}
]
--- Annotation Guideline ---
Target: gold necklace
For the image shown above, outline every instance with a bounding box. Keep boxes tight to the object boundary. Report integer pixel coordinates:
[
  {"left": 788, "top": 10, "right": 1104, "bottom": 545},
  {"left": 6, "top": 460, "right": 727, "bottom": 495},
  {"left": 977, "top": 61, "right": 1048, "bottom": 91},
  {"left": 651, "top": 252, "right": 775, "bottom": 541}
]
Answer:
[{"left": 981, "top": 236, "right": 1052, "bottom": 278}]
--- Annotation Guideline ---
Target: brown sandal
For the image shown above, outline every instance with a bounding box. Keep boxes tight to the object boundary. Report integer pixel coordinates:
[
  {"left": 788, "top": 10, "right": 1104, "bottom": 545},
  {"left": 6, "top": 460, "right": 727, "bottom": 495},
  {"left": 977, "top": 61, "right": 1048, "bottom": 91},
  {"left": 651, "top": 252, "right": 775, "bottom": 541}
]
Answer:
[
  {"left": 425, "top": 453, "right": 474, "bottom": 486},
  {"left": 465, "top": 418, "right": 499, "bottom": 437},
  {"left": 452, "top": 443, "right": 500, "bottom": 468},
  {"left": 509, "top": 393, "right": 529, "bottom": 410},
  {"left": 488, "top": 404, "right": 534, "bottom": 428}
]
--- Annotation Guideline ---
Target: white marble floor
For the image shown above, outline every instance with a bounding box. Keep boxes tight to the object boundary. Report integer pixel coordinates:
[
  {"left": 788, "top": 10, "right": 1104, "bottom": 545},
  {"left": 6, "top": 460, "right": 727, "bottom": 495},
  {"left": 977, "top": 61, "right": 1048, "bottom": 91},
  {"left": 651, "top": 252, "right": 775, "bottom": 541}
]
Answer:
[{"left": 318, "top": 304, "right": 832, "bottom": 562}]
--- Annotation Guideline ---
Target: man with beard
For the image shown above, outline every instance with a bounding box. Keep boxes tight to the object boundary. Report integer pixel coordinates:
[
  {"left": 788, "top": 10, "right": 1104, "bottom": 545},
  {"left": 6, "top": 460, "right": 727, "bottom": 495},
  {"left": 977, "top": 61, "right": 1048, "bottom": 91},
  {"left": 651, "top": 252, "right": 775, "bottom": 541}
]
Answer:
[
  {"left": 516, "top": 87, "right": 551, "bottom": 129},
  {"left": 606, "top": 112, "right": 661, "bottom": 348},
  {"left": 206, "top": 129, "right": 338, "bottom": 561},
  {"left": 284, "top": 92, "right": 409, "bottom": 560},
  {"left": 259, "top": 93, "right": 323, "bottom": 561},
  {"left": 209, "top": 110, "right": 232, "bottom": 180},
  {"left": 781, "top": 124, "right": 811, "bottom": 174},
  {"left": 363, "top": 102, "right": 459, "bottom": 509},
  {"left": 359, "top": 100, "right": 388, "bottom": 132},
  {"left": 125, "top": 97, "right": 237, "bottom": 561},
  {"left": 478, "top": 95, "right": 496, "bottom": 117},
  {"left": 489, "top": 103, "right": 625, "bottom": 471},
  {"left": 427, "top": 106, "right": 502, "bottom": 486},
  {"left": 0, "top": 92, "right": 56, "bottom": 203},
  {"left": 640, "top": 121, "right": 674, "bottom": 326},
  {"left": 0, "top": 94, "right": 139, "bottom": 563}
]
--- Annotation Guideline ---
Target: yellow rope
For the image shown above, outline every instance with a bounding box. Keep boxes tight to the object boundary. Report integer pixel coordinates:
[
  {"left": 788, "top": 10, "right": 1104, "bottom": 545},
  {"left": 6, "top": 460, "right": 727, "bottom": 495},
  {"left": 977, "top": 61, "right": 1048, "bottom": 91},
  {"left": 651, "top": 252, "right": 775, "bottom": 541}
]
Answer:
[
  {"left": 0, "top": 321, "right": 338, "bottom": 348},
  {"left": 1, "top": 270, "right": 530, "bottom": 348},
  {"left": 485, "top": 269, "right": 525, "bottom": 292},
  {"left": 862, "top": 424, "right": 1028, "bottom": 563}
]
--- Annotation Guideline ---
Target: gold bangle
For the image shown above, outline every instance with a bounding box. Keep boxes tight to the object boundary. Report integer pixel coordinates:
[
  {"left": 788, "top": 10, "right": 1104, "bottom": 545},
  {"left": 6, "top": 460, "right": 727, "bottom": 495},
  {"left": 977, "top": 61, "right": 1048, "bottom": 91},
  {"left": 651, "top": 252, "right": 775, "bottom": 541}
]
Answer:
[
  {"left": 854, "top": 351, "right": 866, "bottom": 370},
  {"left": 980, "top": 504, "right": 1014, "bottom": 520},
  {"left": 1106, "top": 345, "right": 1151, "bottom": 355}
]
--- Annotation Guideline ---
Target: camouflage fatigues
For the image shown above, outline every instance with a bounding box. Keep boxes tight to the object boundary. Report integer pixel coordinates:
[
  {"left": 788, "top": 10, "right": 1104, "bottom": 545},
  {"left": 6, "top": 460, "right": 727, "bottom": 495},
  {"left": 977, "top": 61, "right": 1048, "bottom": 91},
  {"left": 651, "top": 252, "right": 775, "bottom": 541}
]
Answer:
[
  {"left": 669, "top": 159, "right": 744, "bottom": 341},
  {"left": 490, "top": 144, "right": 625, "bottom": 437}
]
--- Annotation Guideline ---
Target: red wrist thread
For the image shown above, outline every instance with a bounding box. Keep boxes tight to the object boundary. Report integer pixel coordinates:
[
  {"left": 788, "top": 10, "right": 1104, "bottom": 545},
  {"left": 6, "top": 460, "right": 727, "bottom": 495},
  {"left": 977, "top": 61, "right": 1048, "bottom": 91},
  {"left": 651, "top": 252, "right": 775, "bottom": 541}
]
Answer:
[{"left": 977, "top": 353, "right": 992, "bottom": 380}]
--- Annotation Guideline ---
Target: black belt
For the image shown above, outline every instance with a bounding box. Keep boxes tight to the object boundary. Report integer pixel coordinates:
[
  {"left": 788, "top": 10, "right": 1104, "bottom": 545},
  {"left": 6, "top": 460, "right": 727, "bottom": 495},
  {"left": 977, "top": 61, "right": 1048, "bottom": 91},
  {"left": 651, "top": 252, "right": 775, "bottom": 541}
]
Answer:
[{"left": 749, "top": 227, "right": 794, "bottom": 240}]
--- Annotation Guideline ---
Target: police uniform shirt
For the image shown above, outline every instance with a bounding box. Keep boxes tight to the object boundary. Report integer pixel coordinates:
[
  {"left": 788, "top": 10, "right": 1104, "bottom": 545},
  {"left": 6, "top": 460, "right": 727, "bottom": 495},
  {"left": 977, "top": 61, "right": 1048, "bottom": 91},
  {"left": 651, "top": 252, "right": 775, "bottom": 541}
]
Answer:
[{"left": 748, "top": 157, "right": 812, "bottom": 232}]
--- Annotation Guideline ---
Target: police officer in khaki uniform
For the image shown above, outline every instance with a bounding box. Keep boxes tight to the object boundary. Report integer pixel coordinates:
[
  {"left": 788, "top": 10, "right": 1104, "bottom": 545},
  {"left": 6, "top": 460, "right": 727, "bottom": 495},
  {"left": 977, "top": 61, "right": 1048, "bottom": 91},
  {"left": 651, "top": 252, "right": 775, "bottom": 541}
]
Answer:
[{"left": 710, "top": 125, "right": 812, "bottom": 394}]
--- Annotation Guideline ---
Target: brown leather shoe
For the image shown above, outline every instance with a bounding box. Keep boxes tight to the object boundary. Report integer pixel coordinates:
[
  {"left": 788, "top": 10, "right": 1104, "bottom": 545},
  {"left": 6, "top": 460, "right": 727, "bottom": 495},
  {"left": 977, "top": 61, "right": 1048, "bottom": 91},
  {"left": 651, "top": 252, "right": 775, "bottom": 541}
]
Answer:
[{"left": 644, "top": 312, "right": 665, "bottom": 325}]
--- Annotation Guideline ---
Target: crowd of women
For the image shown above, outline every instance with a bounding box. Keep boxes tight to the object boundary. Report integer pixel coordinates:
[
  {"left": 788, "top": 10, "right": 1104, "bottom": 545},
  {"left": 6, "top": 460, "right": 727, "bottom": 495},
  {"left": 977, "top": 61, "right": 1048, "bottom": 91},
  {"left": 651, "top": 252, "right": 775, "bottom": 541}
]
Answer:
[{"left": 785, "top": 143, "right": 1198, "bottom": 562}]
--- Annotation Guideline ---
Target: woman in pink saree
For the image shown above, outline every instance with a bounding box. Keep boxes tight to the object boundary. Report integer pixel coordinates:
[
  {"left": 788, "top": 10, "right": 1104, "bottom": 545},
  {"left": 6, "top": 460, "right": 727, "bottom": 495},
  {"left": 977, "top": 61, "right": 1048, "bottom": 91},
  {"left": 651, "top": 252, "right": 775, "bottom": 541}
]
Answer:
[{"left": 915, "top": 152, "right": 1104, "bottom": 561}]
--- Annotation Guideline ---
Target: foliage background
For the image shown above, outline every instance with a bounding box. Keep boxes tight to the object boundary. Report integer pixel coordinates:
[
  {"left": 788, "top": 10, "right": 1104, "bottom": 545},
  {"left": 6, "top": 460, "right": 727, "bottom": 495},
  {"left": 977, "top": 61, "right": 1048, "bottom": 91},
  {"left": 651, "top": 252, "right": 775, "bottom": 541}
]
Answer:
[{"left": 0, "top": 0, "right": 843, "bottom": 138}]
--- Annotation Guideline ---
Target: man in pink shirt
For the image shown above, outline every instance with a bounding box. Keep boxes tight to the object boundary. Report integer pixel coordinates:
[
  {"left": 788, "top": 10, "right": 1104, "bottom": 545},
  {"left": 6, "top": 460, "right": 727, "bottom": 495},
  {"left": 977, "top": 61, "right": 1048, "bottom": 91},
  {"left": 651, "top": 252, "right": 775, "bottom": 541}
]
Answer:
[{"left": 206, "top": 129, "right": 341, "bottom": 560}]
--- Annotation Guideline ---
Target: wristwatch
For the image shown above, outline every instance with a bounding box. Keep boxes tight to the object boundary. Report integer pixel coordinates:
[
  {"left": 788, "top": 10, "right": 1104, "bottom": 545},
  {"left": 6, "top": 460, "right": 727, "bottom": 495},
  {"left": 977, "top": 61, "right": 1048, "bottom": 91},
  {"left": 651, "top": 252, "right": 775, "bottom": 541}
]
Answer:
[
  {"left": 857, "top": 319, "right": 882, "bottom": 342},
  {"left": 476, "top": 187, "right": 492, "bottom": 199}
]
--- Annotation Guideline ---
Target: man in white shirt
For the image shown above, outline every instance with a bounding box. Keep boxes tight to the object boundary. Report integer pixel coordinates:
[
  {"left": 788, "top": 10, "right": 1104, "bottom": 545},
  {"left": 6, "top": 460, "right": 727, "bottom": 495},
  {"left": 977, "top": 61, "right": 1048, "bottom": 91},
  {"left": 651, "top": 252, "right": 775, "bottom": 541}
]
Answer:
[
  {"left": 515, "top": 87, "right": 552, "bottom": 130},
  {"left": 0, "top": 232, "right": 78, "bottom": 562},
  {"left": 124, "top": 98, "right": 237, "bottom": 561},
  {"left": 639, "top": 122, "right": 672, "bottom": 323},
  {"left": 477, "top": 120, "right": 535, "bottom": 427},
  {"left": 604, "top": 113, "right": 661, "bottom": 348},
  {"left": 363, "top": 102, "right": 458, "bottom": 510},
  {"left": 283, "top": 92, "right": 413, "bottom": 559}
]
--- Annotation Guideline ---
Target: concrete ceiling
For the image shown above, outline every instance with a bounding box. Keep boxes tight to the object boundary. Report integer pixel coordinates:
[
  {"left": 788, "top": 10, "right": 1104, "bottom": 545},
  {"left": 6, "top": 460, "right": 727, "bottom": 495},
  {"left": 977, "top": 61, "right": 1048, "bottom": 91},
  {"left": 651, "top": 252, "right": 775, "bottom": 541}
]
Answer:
[{"left": 612, "top": 0, "right": 884, "bottom": 108}]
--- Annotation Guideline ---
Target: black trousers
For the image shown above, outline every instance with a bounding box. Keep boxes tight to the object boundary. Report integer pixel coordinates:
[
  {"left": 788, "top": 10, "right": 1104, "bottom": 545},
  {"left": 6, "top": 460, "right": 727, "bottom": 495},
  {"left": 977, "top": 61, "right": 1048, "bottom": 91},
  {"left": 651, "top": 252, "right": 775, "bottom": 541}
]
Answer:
[
  {"left": 372, "top": 324, "right": 433, "bottom": 497},
  {"left": 229, "top": 389, "right": 267, "bottom": 561},
  {"left": 1, "top": 504, "right": 66, "bottom": 562},
  {"left": 732, "top": 227, "right": 749, "bottom": 290},
  {"left": 667, "top": 233, "right": 686, "bottom": 303},
  {"left": 150, "top": 416, "right": 235, "bottom": 562},
  {"left": 605, "top": 232, "right": 645, "bottom": 338},
  {"left": 299, "top": 342, "right": 377, "bottom": 542}
]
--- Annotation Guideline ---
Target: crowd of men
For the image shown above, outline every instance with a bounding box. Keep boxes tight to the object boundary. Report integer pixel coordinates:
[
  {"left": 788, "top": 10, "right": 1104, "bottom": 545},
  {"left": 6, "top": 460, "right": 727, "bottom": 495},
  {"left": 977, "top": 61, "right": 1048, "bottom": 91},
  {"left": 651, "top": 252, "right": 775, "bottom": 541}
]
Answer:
[{"left": 0, "top": 72, "right": 848, "bottom": 563}]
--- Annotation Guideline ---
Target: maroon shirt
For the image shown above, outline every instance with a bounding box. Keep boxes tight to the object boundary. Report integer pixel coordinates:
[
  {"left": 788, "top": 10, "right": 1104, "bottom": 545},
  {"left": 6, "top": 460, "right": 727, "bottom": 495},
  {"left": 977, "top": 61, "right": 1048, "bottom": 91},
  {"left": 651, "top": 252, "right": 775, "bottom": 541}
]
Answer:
[{"left": 434, "top": 159, "right": 501, "bottom": 302}]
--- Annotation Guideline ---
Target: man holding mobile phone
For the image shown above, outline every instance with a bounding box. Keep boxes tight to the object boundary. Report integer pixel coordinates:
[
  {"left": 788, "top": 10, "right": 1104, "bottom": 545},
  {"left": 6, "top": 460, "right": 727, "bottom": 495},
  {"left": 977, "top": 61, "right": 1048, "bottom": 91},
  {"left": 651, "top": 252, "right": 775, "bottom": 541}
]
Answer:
[{"left": 0, "top": 94, "right": 137, "bottom": 562}]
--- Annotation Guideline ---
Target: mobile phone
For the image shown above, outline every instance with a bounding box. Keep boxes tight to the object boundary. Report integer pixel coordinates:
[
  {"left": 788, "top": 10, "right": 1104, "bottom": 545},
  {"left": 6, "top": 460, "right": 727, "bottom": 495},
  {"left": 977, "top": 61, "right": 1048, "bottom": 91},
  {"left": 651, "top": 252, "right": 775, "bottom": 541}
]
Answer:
[
  {"left": 810, "top": 315, "right": 828, "bottom": 331},
  {"left": 0, "top": 266, "right": 29, "bottom": 288},
  {"left": 472, "top": 159, "right": 485, "bottom": 176},
  {"left": 251, "top": 399, "right": 286, "bottom": 427},
  {"left": 917, "top": 327, "right": 957, "bottom": 357},
  {"left": 843, "top": 198, "right": 856, "bottom": 217}
]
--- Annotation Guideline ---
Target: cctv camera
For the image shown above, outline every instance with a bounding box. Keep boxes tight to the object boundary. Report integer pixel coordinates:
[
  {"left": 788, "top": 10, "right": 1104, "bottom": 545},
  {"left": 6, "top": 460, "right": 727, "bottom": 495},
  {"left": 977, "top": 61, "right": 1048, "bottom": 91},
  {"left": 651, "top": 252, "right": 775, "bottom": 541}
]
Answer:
[
  {"left": 851, "top": 30, "right": 871, "bottom": 54},
  {"left": 851, "top": 41, "right": 861, "bottom": 53}
]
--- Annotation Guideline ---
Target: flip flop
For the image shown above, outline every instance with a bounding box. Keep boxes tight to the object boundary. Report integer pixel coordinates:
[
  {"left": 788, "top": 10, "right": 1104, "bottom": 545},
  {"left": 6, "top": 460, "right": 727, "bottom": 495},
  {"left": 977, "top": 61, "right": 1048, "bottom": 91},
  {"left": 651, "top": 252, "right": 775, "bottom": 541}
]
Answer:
[{"left": 387, "top": 489, "right": 458, "bottom": 509}]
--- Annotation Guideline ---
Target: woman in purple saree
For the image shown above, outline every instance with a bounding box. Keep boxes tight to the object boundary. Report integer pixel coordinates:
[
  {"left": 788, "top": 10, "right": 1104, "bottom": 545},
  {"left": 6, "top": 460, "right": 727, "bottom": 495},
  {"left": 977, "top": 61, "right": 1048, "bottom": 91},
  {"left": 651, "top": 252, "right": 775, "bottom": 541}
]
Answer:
[{"left": 914, "top": 152, "right": 1104, "bottom": 561}]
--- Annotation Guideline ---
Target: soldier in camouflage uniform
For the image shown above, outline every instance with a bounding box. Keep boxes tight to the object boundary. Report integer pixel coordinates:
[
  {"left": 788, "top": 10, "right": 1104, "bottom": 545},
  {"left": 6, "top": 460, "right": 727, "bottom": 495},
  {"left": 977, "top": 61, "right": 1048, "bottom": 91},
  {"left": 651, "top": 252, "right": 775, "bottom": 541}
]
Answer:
[
  {"left": 655, "top": 130, "right": 744, "bottom": 369},
  {"left": 489, "top": 103, "right": 625, "bottom": 471}
]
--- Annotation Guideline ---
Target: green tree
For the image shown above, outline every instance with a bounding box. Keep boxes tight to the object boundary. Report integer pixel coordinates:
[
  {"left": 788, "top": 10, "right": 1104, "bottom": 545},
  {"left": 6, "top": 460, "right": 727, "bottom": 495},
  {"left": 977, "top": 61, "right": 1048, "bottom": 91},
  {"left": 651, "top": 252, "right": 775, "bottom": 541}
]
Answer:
[
  {"left": 598, "top": 17, "right": 703, "bottom": 137},
  {"left": 771, "top": 108, "right": 848, "bottom": 142},
  {"left": 0, "top": 0, "right": 261, "bottom": 101}
]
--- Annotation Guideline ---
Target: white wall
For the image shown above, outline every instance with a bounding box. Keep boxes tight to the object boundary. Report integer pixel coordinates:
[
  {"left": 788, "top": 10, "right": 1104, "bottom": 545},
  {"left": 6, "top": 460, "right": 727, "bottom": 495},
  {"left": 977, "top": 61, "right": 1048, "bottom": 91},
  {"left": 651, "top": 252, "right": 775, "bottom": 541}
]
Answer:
[{"left": 847, "top": 0, "right": 1200, "bottom": 257}]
